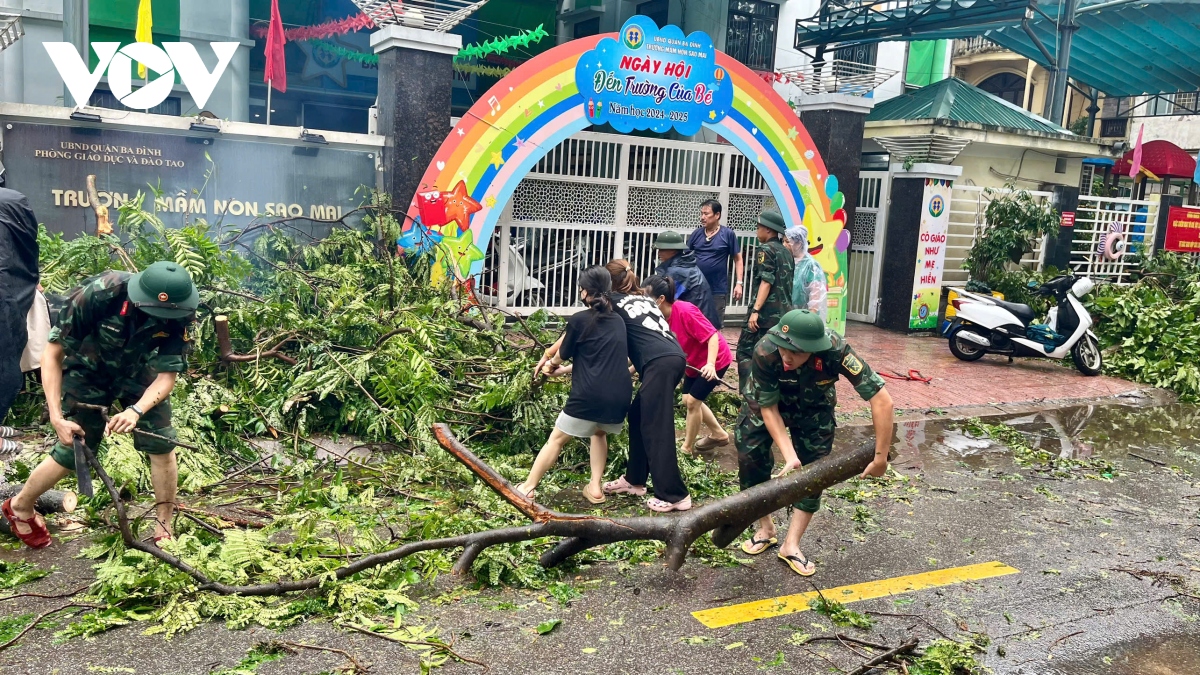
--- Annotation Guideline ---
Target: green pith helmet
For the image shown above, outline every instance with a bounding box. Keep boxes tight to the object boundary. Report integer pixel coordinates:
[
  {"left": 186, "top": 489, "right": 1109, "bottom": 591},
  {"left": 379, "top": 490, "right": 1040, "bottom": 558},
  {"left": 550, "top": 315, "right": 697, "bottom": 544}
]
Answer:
[
  {"left": 768, "top": 309, "right": 832, "bottom": 353},
  {"left": 757, "top": 210, "right": 787, "bottom": 235},
  {"left": 128, "top": 261, "right": 199, "bottom": 319},
  {"left": 652, "top": 230, "right": 688, "bottom": 250}
]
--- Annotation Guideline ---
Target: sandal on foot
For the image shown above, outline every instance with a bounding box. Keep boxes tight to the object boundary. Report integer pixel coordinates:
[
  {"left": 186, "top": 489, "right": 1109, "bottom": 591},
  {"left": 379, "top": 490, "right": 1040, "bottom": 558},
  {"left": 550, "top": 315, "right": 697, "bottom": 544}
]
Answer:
[
  {"left": 0, "top": 439, "right": 20, "bottom": 454},
  {"left": 694, "top": 435, "right": 730, "bottom": 451},
  {"left": 515, "top": 484, "right": 537, "bottom": 501},
  {"left": 0, "top": 426, "right": 19, "bottom": 438},
  {"left": 602, "top": 476, "right": 647, "bottom": 496},
  {"left": 583, "top": 485, "right": 607, "bottom": 505},
  {"left": 778, "top": 552, "right": 816, "bottom": 577},
  {"left": 154, "top": 533, "right": 173, "bottom": 547},
  {"left": 2, "top": 498, "right": 51, "bottom": 549},
  {"left": 740, "top": 535, "right": 778, "bottom": 555},
  {"left": 647, "top": 495, "right": 692, "bottom": 512}
]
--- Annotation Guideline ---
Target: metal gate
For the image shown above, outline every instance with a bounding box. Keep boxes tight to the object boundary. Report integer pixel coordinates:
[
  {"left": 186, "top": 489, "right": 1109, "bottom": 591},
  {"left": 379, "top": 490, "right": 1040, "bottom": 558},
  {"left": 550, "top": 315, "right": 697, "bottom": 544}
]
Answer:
[
  {"left": 477, "top": 130, "right": 774, "bottom": 316},
  {"left": 845, "top": 170, "right": 889, "bottom": 323}
]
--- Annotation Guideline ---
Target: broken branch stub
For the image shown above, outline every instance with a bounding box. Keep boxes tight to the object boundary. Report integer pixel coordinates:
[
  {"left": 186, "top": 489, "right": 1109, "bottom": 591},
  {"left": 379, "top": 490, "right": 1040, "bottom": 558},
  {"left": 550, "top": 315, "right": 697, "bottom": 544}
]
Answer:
[{"left": 213, "top": 315, "right": 298, "bottom": 365}]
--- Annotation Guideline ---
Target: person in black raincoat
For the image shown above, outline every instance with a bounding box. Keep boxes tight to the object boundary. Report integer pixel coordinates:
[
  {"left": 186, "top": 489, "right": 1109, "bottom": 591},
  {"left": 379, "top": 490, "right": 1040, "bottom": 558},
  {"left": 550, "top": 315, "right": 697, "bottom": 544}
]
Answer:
[
  {"left": 652, "top": 230, "right": 720, "bottom": 329},
  {"left": 0, "top": 188, "right": 39, "bottom": 424}
]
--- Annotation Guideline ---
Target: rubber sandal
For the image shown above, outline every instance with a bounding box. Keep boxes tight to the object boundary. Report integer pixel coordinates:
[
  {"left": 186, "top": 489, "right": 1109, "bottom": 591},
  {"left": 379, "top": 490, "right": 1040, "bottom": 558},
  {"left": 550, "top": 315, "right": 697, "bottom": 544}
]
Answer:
[
  {"left": 0, "top": 426, "right": 19, "bottom": 438},
  {"left": 647, "top": 495, "right": 692, "bottom": 512},
  {"left": 515, "top": 484, "right": 537, "bottom": 501},
  {"left": 740, "top": 535, "right": 778, "bottom": 555},
  {"left": 154, "top": 533, "right": 173, "bottom": 547},
  {"left": 778, "top": 552, "right": 816, "bottom": 577},
  {"left": 0, "top": 439, "right": 20, "bottom": 454},
  {"left": 2, "top": 498, "right": 51, "bottom": 549},
  {"left": 603, "top": 476, "right": 647, "bottom": 496},
  {"left": 694, "top": 435, "right": 730, "bottom": 451},
  {"left": 583, "top": 485, "right": 607, "bottom": 505}
]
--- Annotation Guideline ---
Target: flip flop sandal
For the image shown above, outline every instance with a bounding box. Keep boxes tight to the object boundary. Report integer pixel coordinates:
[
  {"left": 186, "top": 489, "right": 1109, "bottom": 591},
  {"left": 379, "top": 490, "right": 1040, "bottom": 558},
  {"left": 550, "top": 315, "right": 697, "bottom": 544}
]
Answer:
[
  {"left": 740, "top": 535, "right": 778, "bottom": 555},
  {"left": 0, "top": 426, "right": 19, "bottom": 438},
  {"left": 647, "top": 495, "right": 692, "bottom": 512},
  {"left": 694, "top": 435, "right": 731, "bottom": 451},
  {"left": 778, "top": 552, "right": 816, "bottom": 577},
  {"left": 2, "top": 498, "right": 51, "bottom": 549},
  {"left": 603, "top": 476, "right": 647, "bottom": 496},
  {"left": 515, "top": 484, "right": 537, "bottom": 501},
  {"left": 154, "top": 533, "right": 173, "bottom": 547},
  {"left": 583, "top": 486, "right": 607, "bottom": 505},
  {"left": 0, "top": 439, "right": 20, "bottom": 454}
]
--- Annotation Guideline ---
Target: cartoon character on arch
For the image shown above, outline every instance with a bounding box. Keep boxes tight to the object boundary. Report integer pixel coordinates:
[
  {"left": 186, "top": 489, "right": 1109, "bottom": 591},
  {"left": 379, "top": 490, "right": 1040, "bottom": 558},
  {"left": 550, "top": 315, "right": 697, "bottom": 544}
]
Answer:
[{"left": 404, "top": 15, "right": 853, "bottom": 332}]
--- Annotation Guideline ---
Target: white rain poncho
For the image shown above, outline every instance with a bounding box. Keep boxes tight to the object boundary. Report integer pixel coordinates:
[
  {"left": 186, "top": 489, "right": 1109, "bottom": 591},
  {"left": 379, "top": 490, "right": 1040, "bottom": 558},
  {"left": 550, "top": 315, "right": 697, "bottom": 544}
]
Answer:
[{"left": 784, "top": 225, "right": 828, "bottom": 321}]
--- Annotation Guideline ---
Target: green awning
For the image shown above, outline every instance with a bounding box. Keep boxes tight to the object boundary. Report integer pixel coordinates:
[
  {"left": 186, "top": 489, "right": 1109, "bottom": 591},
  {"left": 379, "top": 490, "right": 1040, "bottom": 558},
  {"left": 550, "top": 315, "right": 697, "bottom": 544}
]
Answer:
[{"left": 867, "top": 77, "right": 1070, "bottom": 135}]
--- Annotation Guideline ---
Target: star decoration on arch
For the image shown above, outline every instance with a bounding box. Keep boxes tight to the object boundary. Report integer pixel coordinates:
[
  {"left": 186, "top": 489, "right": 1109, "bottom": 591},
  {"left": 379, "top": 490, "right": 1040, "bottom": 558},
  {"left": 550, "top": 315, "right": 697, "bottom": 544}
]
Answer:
[
  {"left": 441, "top": 180, "right": 482, "bottom": 233},
  {"left": 787, "top": 126, "right": 798, "bottom": 140},
  {"left": 490, "top": 151, "right": 506, "bottom": 169},
  {"left": 434, "top": 228, "right": 486, "bottom": 280}
]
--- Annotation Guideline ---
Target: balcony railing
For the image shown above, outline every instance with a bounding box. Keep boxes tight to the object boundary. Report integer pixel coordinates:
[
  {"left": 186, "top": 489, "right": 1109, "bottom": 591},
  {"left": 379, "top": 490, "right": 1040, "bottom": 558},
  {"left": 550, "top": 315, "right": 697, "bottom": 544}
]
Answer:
[
  {"left": 952, "top": 36, "right": 1006, "bottom": 58},
  {"left": 0, "top": 13, "right": 23, "bottom": 52},
  {"left": 776, "top": 59, "right": 899, "bottom": 98}
]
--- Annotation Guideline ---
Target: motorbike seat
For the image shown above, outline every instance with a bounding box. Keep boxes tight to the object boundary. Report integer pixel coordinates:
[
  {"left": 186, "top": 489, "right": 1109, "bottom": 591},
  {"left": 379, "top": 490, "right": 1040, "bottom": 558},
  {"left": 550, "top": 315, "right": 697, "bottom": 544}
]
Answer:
[{"left": 992, "top": 298, "right": 1037, "bottom": 326}]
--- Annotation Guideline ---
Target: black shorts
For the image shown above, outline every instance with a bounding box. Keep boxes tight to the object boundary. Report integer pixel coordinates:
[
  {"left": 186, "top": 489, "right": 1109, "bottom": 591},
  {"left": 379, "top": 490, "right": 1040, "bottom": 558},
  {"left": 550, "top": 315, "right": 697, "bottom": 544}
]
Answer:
[{"left": 681, "top": 366, "right": 729, "bottom": 402}]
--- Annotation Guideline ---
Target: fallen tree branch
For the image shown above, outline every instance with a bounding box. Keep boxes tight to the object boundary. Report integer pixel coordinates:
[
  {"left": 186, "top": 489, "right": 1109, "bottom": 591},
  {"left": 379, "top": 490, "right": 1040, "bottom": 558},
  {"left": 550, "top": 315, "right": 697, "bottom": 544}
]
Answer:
[
  {"left": 214, "top": 315, "right": 298, "bottom": 365},
  {"left": 0, "top": 584, "right": 90, "bottom": 603},
  {"left": 845, "top": 638, "right": 919, "bottom": 675},
  {"left": 280, "top": 640, "right": 367, "bottom": 673},
  {"left": 86, "top": 174, "right": 112, "bottom": 236},
  {"left": 345, "top": 623, "right": 488, "bottom": 673},
  {"left": 0, "top": 602, "right": 98, "bottom": 652},
  {"left": 92, "top": 424, "right": 872, "bottom": 596}
]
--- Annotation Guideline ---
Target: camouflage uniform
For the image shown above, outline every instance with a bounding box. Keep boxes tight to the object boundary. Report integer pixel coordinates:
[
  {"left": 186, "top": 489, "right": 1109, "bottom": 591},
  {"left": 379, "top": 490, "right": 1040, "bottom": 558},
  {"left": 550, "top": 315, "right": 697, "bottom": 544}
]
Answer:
[
  {"left": 735, "top": 331, "right": 885, "bottom": 512},
  {"left": 47, "top": 272, "right": 192, "bottom": 470},
  {"left": 736, "top": 237, "right": 794, "bottom": 387}
]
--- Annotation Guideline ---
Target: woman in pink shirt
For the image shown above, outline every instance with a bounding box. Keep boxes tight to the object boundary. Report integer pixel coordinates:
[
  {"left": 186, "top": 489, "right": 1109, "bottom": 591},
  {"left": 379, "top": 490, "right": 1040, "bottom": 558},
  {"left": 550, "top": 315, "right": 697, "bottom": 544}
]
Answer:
[{"left": 641, "top": 275, "right": 733, "bottom": 455}]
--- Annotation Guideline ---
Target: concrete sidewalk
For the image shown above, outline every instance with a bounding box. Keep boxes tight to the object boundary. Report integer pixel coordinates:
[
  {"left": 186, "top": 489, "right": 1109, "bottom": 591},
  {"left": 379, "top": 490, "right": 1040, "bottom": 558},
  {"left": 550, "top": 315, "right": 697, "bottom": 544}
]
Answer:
[{"left": 726, "top": 322, "right": 1145, "bottom": 415}]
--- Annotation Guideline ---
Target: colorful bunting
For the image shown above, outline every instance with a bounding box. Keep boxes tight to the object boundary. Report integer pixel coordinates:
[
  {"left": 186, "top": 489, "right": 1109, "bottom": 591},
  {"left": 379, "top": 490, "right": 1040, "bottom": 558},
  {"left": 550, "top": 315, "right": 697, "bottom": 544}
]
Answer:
[
  {"left": 453, "top": 62, "right": 512, "bottom": 78},
  {"left": 455, "top": 24, "right": 548, "bottom": 62},
  {"left": 252, "top": 13, "right": 375, "bottom": 41},
  {"left": 313, "top": 39, "right": 378, "bottom": 65}
]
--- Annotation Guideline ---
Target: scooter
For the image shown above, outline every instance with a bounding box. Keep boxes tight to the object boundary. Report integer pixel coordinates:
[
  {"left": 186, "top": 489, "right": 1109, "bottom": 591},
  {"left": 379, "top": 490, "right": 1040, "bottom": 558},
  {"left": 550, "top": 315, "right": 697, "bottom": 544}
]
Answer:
[{"left": 942, "top": 274, "right": 1104, "bottom": 376}]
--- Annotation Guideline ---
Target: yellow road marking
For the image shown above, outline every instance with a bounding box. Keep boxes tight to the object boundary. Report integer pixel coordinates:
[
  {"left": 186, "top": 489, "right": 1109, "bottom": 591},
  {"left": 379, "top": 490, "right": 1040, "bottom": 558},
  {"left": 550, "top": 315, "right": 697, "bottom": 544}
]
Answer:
[{"left": 692, "top": 561, "right": 1020, "bottom": 629}]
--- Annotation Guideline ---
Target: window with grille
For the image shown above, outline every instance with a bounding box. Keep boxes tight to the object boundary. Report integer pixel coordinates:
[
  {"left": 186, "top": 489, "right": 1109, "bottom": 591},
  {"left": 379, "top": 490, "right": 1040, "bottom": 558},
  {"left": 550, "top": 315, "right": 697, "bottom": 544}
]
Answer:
[
  {"left": 835, "top": 43, "right": 877, "bottom": 66},
  {"left": 725, "top": 0, "right": 778, "bottom": 72},
  {"left": 1175, "top": 92, "right": 1199, "bottom": 114}
]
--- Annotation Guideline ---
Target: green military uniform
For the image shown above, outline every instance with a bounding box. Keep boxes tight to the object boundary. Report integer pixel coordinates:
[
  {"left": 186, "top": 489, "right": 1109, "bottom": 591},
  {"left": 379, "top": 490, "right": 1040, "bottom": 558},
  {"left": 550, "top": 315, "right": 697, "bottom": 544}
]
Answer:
[
  {"left": 735, "top": 310, "right": 885, "bottom": 513},
  {"left": 47, "top": 270, "right": 193, "bottom": 470},
  {"left": 738, "top": 212, "right": 795, "bottom": 389}
]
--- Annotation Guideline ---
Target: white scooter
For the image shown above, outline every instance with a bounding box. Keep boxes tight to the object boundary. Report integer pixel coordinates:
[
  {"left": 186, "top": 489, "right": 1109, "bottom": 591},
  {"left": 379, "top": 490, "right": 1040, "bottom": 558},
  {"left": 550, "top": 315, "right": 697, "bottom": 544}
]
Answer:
[{"left": 942, "top": 274, "right": 1104, "bottom": 376}]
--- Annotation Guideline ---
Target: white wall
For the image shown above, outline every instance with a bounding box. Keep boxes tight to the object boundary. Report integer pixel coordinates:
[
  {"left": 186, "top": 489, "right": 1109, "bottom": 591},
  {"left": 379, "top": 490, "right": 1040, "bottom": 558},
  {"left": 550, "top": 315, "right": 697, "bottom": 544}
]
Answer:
[{"left": 1139, "top": 115, "right": 1200, "bottom": 153}]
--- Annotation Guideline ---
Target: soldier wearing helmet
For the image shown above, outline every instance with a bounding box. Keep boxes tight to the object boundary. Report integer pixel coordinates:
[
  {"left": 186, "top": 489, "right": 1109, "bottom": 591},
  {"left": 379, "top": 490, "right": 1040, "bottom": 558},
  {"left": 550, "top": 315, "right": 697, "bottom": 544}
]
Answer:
[
  {"left": 2, "top": 262, "right": 198, "bottom": 549},
  {"left": 735, "top": 309, "right": 894, "bottom": 577}
]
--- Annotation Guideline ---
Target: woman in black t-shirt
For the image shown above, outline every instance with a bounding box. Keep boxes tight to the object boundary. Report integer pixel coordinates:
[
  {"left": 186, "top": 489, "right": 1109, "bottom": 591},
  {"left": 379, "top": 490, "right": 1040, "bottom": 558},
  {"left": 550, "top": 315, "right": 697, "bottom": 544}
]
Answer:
[{"left": 517, "top": 266, "right": 632, "bottom": 505}]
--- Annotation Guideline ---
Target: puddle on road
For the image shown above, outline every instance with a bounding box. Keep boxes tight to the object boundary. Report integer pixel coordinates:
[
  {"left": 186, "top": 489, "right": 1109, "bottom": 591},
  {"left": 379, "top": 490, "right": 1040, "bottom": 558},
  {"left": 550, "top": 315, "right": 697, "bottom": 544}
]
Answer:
[
  {"left": 837, "top": 402, "right": 1200, "bottom": 477},
  {"left": 1044, "top": 632, "right": 1200, "bottom": 675}
]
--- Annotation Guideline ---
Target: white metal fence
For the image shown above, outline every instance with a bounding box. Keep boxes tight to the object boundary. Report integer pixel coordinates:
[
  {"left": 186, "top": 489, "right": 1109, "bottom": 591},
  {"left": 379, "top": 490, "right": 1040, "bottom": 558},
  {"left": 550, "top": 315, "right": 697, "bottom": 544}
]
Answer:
[
  {"left": 944, "top": 185, "right": 1052, "bottom": 286},
  {"left": 1069, "top": 194, "right": 1161, "bottom": 284},
  {"left": 476, "top": 130, "right": 774, "bottom": 316}
]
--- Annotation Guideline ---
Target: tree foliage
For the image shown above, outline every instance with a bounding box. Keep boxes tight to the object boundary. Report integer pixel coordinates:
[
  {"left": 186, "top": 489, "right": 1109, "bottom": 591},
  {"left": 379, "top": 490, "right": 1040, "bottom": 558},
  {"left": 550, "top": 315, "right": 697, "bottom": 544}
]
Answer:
[
  {"left": 4, "top": 192, "right": 743, "bottom": 643},
  {"left": 964, "top": 185, "right": 1059, "bottom": 285}
]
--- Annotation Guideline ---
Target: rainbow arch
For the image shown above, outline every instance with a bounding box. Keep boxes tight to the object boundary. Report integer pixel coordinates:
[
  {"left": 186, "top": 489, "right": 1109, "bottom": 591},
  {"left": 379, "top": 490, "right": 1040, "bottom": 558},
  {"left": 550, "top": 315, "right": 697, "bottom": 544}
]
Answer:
[{"left": 405, "top": 32, "right": 850, "bottom": 328}]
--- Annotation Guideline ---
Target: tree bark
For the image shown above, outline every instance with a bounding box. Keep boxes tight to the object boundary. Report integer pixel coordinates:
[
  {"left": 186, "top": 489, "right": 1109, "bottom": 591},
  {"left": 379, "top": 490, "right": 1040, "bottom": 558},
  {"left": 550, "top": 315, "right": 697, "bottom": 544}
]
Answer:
[
  {"left": 0, "top": 485, "right": 77, "bottom": 515},
  {"left": 213, "top": 315, "right": 298, "bottom": 365}
]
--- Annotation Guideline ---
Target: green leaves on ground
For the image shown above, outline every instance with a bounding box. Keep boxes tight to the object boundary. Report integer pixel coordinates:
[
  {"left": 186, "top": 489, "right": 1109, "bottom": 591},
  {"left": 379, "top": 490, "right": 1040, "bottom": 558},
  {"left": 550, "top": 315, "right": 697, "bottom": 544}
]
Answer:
[
  {"left": 964, "top": 418, "right": 1116, "bottom": 479},
  {"left": 807, "top": 595, "right": 874, "bottom": 629},
  {"left": 536, "top": 619, "right": 562, "bottom": 635},
  {"left": 0, "top": 561, "right": 51, "bottom": 590},
  {"left": 903, "top": 638, "right": 986, "bottom": 675}
]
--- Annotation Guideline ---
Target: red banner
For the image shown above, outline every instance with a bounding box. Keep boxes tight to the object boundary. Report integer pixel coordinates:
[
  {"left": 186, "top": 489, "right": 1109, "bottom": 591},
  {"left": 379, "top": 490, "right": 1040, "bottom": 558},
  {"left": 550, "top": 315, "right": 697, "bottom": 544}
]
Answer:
[{"left": 1164, "top": 206, "right": 1200, "bottom": 253}]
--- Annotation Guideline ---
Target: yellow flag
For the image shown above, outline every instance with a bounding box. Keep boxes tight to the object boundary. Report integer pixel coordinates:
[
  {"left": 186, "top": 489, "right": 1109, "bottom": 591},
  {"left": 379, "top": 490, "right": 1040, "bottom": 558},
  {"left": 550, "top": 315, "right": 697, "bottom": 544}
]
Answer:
[{"left": 135, "top": 0, "right": 153, "bottom": 79}]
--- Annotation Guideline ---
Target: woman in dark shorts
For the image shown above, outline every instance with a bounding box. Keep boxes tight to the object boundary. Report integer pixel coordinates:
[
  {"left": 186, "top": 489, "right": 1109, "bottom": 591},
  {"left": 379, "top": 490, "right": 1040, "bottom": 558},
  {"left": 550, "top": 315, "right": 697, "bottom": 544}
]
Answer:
[{"left": 641, "top": 274, "right": 733, "bottom": 455}]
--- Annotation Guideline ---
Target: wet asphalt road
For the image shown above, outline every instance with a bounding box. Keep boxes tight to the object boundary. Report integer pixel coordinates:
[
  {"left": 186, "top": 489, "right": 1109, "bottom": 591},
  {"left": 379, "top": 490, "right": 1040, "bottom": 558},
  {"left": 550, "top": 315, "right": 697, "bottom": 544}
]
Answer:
[{"left": 3, "top": 398, "right": 1200, "bottom": 675}]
